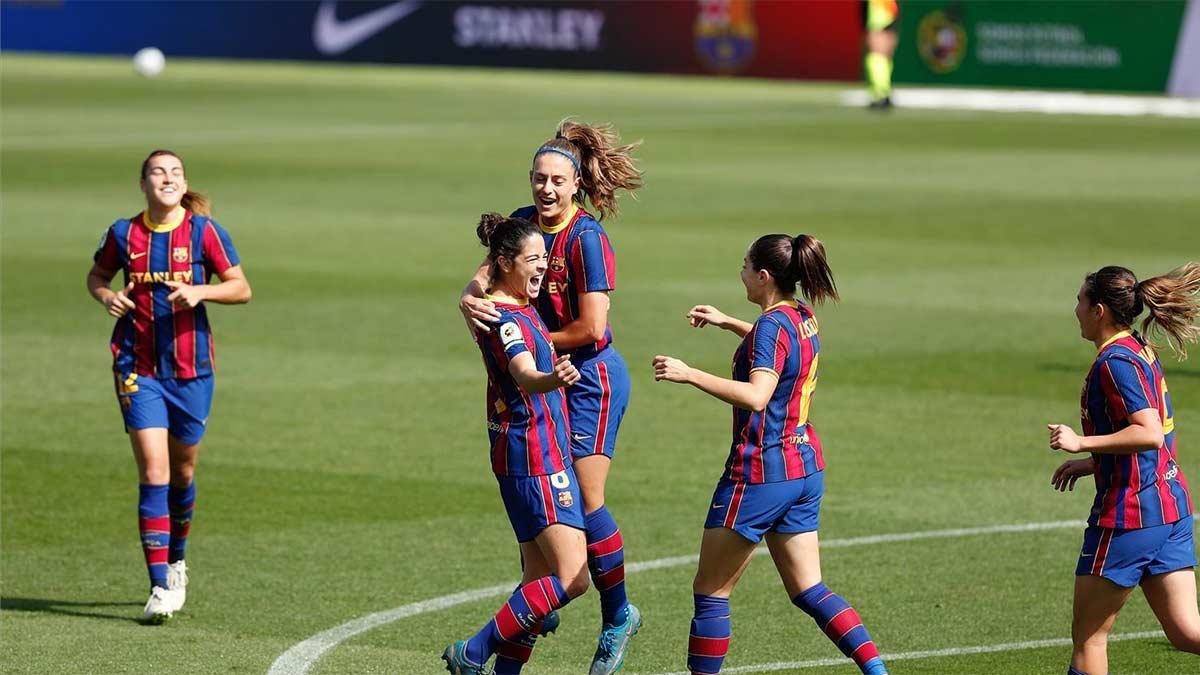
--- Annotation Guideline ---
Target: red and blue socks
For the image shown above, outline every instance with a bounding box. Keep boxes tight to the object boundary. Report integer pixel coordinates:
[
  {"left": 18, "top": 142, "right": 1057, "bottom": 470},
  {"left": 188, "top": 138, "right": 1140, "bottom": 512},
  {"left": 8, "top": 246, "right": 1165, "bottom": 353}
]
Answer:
[
  {"left": 464, "top": 576, "right": 569, "bottom": 665},
  {"left": 793, "top": 581, "right": 886, "bottom": 675},
  {"left": 493, "top": 631, "right": 538, "bottom": 674},
  {"left": 137, "top": 484, "right": 170, "bottom": 589},
  {"left": 687, "top": 594, "right": 731, "bottom": 674},
  {"left": 1067, "top": 667, "right": 1088, "bottom": 675},
  {"left": 168, "top": 481, "right": 195, "bottom": 564},
  {"left": 585, "top": 505, "right": 629, "bottom": 625}
]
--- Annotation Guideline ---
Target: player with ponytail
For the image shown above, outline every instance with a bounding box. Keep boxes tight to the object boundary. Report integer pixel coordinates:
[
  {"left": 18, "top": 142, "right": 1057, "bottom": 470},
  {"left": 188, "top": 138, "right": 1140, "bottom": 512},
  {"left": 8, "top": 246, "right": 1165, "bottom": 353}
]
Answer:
[
  {"left": 654, "top": 234, "right": 888, "bottom": 675},
  {"left": 459, "top": 121, "right": 644, "bottom": 674},
  {"left": 86, "top": 149, "right": 251, "bottom": 623},
  {"left": 1048, "top": 263, "right": 1200, "bottom": 675}
]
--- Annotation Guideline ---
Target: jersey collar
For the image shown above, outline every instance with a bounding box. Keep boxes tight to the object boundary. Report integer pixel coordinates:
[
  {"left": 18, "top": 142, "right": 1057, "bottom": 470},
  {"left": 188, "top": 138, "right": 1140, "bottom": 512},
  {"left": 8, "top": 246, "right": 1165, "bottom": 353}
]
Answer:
[
  {"left": 140, "top": 208, "right": 187, "bottom": 233},
  {"left": 484, "top": 292, "right": 528, "bottom": 307},
  {"left": 1097, "top": 329, "right": 1133, "bottom": 353},
  {"left": 763, "top": 299, "right": 799, "bottom": 314},
  {"left": 539, "top": 203, "right": 578, "bottom": 234}
]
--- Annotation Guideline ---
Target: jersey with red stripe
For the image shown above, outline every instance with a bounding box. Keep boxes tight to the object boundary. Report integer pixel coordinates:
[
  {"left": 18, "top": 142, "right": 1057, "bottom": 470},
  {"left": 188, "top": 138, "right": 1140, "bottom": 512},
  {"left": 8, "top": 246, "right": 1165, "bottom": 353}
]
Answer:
[
  {"left": 725, "top": 301, "right": 825, "bottom": 484},
  {"left": 94, "top": 212, "right": 240, "bottom": 379},
  {"left": 511, "top": 205, "right": 616, "bottom": 360},
  {"left": 1082, "top": 331, "right": 1191, "bottom": 529},
  {"left": 476, "top": 299, "right": 572, "bottom": 477}
]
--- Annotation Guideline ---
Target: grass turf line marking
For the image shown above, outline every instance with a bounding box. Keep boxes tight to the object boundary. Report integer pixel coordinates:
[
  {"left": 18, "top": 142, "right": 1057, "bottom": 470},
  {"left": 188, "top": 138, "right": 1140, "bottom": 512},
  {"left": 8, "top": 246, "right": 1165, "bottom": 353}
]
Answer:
[
  {"left": 646, "top": 630, "right": 1165, "bottom": 674},
  {"left": 268, "top": 520, "right": 1080, "bottom": 674},
  {"left": 841, "top": 88, "right": 1200, "bottom": 118}
]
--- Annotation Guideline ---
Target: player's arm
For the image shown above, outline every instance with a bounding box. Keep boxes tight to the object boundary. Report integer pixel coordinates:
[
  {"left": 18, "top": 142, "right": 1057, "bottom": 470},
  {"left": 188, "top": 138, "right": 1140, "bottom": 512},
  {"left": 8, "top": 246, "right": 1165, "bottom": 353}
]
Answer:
[
  {"left": 653, "top": 356, "right": 777, "bottom": 412},
  {"left": 1051, "top": 457, "right": 1097, "bottom": 492},
  {"left": 163, "top": 265, "right": 251, "bottom": 308},
  {"left": 87, "top": 262, "right": 136, "bottom": 318},
  {"left": 459, "top": 258, "right": 500, "bottom": 333},
  {"left": 550, "top": 291, "right": 609, "bottom": 349},
  {"left": 509, "top": 352, "right": 581, "bottom": 394},
  {"left": 1047, "top": 409, "right": 1165, "bottom": 455},
  {"left": 687, "top": 305, "right": 753, "bottom": 338}
]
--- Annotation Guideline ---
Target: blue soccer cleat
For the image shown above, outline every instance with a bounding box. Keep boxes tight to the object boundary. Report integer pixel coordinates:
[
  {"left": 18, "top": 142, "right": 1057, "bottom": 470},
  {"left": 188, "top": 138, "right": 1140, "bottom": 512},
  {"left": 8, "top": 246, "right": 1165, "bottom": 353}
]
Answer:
[
  {"left": 589, "top": 603, "right": 642, "bottom": 675},
  {"left": 538, "top": 609, "right": 561, "bottom": 636},
  {"left": 441, "top": 641, "right": 488, "bottom": 675}
]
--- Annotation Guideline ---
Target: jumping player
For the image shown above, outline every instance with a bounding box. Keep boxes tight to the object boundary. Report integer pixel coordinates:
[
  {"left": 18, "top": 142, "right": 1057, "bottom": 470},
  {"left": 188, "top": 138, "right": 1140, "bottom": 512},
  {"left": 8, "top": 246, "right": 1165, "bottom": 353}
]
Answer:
[
  {"left": 443, "top": 214, "right": 589, "bottom": 675},
  {"left": 653, "top": 234, "right": 887, "bottom": 675},
  {"left": 459, "top": 121, "right": 644, "bottom": 674},
  {"left": 1047, "top": 263, "right": 1200, "bottom": 674},
  {"left": 86, "top": 149, "right": 251, "bottom": 623}
]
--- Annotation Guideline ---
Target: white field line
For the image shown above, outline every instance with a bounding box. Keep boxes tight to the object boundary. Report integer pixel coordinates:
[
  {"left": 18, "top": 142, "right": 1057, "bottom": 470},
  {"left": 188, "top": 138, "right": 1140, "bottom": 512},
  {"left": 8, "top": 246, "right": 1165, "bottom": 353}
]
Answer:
[
  {"left": 647, "top": 630, "right": 1165, "bottom": 675},
  {"left": 841, "top": 87, "right": 1200, "bottom": 118},
  {"left": 267, "top": 520, "right": 1082, "bottom": 674}
]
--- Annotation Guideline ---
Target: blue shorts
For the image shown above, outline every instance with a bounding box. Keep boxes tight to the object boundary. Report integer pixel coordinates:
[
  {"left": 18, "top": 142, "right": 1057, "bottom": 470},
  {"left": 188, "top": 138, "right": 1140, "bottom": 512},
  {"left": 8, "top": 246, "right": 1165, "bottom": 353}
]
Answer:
[
  {"left": 1076, "top": 515, "right": 1197, "bottom": 588},
  {"left": 114, "top": 372, "right": 214, "bottom": 445},
  {"left": 705, "top": 472, "right": 824, "bottom": 544},
  {"left": 496, "top": 466, "right": 587, "bottom": 542},
  {"left": 566, "top": 347, "right": 630, "bottom": 460}
]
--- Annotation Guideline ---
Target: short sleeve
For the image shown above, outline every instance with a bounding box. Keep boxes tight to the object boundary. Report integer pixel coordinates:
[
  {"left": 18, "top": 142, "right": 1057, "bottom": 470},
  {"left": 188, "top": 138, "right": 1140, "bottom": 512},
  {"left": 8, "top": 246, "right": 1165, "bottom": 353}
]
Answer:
[
  {"left": 93, "top": 225, "right": 122, "bottom": 270},
  {"left": 202, "top": 220, "right": 241, "bottom": 276},
  {"left": 570, "top": 229, "right": 616, "bottom": 293},
  {"left": 1100, "top": 357, "right": 1154, "bottom": 422},
  {"left": 497, "top": 319, "right": 531, "bottom": 361},
  {"left": 750, "top": 318, "right": 787, "bottom": 375}
]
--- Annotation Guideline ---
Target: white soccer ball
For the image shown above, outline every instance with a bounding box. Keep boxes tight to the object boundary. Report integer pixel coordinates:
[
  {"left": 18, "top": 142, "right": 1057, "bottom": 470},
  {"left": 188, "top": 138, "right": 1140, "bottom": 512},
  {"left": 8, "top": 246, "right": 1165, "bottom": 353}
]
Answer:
[{"left": 133, "top": 47, "right": 165, "bottom": 78}]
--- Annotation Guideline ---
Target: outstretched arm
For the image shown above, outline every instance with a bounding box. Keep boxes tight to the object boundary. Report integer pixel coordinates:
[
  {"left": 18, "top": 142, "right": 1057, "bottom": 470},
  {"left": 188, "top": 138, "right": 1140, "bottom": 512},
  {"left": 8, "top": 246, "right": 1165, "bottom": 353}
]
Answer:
[
  {"left": 688, "top": 305, "right": 753, "bottom": 338},
  {"left": 653, "top": 355, "right": 778, "bottom": 412}
]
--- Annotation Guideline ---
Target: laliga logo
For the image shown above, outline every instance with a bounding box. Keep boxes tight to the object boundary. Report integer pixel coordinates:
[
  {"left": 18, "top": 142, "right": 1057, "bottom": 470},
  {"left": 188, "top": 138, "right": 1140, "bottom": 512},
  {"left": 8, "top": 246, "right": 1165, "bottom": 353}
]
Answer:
[
  {"left": 694, "top": 0, "right": 757, "bottom": 75},
  {"left": 917, "top": 9, "right": 968, "bottom": 74}
]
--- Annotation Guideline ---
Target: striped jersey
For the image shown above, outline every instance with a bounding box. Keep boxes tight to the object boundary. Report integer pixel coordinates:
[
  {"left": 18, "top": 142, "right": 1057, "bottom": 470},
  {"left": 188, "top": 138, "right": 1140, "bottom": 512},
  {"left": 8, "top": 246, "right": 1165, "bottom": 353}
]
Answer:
[
  {"left": 511, "top": 205, "right": 616, "bottom": 360},
  {"left": 94, "top": 211, "right": 240, "bottom": 379},
  {"left": 476, "top": 297, "right": 572, "bottom": 477},
  {"left": 725, "top": 300, "right": 825, "bottom": 484},
  {"left": 1082, "top": 330, "right": 1191, "bottom": 528}
]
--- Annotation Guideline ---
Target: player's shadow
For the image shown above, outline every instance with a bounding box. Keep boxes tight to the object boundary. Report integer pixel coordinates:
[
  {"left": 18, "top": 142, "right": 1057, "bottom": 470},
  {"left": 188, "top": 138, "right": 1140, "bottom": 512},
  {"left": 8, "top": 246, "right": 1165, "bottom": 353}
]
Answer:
[
  {"left": 1040, "top": 362, "right": 1200, "bottom": 379},
  {"left": 0, "top": 596, "right": 144, "bottom": 623}
]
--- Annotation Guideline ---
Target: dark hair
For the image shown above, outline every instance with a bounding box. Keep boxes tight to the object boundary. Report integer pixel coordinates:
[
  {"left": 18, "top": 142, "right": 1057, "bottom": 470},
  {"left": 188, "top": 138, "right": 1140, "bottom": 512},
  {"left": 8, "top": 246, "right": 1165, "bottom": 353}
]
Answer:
[
  {"left": 1084, "top": 263, "right": 1200, "bottom": 359},
  {"left": 477, "top": 213, "right": 540, "bottom": 283},
  {"left": 140, "top": 149, "right": 211, "bottom": 216},
  {"left": 747, "top": 234, "right": 839, "bottom": 305},
  {"left": 533, "top": 119, "right": 643, "bottom": 221}
]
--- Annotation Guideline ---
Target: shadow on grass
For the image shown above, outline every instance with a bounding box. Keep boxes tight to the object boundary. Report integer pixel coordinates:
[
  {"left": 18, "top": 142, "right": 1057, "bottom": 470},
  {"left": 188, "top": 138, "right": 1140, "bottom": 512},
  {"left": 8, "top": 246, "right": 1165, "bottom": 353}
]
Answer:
[
  {"left": 1041, "top": 362, "right": 1200, "bottom": 379},
  {"left": 0, "top": 596, "right": 144, "bottom": 623}
]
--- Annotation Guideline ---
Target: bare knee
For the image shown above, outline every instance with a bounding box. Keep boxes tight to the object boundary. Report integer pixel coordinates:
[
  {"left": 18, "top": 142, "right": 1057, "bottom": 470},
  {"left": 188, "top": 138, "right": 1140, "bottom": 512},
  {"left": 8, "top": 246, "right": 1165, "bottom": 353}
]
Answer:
[
  {"left": 170, "top": 462, "right": 195, "bottom": 486},
  {"left": 561, "top": 566, "right": 590, "bottom": 599}
]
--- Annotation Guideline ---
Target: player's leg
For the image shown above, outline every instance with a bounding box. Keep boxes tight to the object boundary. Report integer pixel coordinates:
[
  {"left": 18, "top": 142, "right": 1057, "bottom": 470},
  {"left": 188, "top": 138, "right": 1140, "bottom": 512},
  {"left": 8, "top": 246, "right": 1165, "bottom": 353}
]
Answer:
[
  {"left": 130, "top": 426, "right": 174, "bottom": 623},
  {"left": 1071, "top": 574, "right": 1134, "bottom": 674},
  {"left": 688, "top": 527, "right": 758, "bottom": 675},
  {"left": 162, "top": 374, "right": 212, "bottom": 611},
  {"left": 1142, "top": 568, "right": 1200, "bottom": 654},
  {"left": 492, "top": 542, "right": 556, "bottom": 675}
]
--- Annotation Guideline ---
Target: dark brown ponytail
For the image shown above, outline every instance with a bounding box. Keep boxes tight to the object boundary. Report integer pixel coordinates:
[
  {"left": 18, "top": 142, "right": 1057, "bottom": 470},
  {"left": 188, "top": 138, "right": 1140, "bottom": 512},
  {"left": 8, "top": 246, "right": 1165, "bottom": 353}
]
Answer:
[
  {"left": 1085, "top": 263, "right": 1200, "bottom": 359},
  {"left": 747, "top": 234, "right": 839, "bottom": 305},
  {"left": 533, "top": 120, "right": 643, "bottom": 221}
]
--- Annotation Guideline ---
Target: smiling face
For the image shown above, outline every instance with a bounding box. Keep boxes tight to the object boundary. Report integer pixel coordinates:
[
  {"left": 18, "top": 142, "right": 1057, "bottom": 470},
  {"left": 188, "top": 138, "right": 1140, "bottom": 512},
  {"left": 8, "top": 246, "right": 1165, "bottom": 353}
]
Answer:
[
  {"left": 529, "top": 152, "right": 580, "bottom": 225},
  {"left": 140, "top": 153, "right": 187, "bottom": 212},
  {"left": 497, "top": 233, "right": 549, "bottom": 300}
]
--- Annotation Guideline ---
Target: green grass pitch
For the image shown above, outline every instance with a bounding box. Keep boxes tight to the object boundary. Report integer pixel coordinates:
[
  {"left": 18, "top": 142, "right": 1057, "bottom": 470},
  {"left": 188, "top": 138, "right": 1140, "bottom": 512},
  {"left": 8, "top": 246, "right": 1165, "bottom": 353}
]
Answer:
[{"left": 3, "top": 54, "right": 1199, "bottom": 673}]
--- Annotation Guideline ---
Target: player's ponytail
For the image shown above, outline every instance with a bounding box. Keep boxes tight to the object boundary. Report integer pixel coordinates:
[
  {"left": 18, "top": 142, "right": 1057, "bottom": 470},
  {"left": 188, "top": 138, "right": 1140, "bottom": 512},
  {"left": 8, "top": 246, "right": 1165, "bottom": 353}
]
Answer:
[
  {"left": 748, "top": 234, "right": 839, "bottom": 305},
  {"left": 476, "top": 212, "right": 540, "bottom": 283},
  {"left": 534, "top": 119, "right": 643, "bottom": 221},
  {"left": 140, "top": 149, "right": 212, "bottom": 216},
  {"left": 1137, "top": 263, "right": 1200, "bottom": 359}
]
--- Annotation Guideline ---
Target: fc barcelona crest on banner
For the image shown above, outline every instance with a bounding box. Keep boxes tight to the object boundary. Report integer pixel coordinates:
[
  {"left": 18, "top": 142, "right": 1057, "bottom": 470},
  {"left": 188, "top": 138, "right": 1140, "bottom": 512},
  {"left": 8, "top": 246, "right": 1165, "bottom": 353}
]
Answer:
[
  {"left": 694, "top": 0, "right": 757, "bottom": 74},
  {"left": 557, "top": 490, "right": 574, "bottom": 508},
  {"left": 172, "top": 247, "right": 189, "bottom": 263}
]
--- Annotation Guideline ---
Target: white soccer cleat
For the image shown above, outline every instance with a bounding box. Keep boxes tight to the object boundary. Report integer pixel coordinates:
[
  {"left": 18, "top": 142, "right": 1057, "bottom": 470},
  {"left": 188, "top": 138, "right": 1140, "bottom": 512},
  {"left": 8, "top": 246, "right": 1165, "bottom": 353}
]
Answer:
[
  {"left": 143, "top": 586, "right": 177, "bottom": 624},
  {"left": 167, "top": 560, "right": 188, "bottom": 611}
]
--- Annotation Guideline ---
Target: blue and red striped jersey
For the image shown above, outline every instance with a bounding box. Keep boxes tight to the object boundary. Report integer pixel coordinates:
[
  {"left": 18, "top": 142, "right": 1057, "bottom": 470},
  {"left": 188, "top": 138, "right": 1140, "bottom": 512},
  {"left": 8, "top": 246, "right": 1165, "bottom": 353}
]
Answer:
[
  {"left": 511, "top": 205, "right": 616, "bottom": 359},
  {"left": 94, "top": 211, "right": 240, "bottom": 379},
  {"left": 725, "top": 301, "right": 825, "bottom": 484},
  {"left": 1082, "top": 331, "right": 1191, "bottom": 528},
  {"left": 476, "top": 297, "right": 572, "bottom": 477}
]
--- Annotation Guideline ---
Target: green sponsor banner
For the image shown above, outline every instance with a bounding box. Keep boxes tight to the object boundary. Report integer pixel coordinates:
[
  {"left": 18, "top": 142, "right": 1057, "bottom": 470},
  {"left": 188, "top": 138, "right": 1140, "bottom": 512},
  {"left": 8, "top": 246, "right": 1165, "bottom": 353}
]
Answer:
[{"left": 894, "top": 1, "right": 1187, "bottom": 92}]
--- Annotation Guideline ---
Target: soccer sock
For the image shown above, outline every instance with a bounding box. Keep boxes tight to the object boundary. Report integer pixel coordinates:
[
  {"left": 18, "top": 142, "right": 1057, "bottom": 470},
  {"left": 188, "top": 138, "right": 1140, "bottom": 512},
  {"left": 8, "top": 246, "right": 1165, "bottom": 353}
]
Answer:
[
  {"left": 493, "top": 632, "right": 538, "bottom": 674},
  {"left": 793, "top": 581, "right": 885, "bottom": 675},
  {"left": 167, "top": 481, "right": 195, "bottom": 564},
  {"left": 1067, "top": 667, "right": 1087, "bottom": 675},
  {"left": 138, "top": 484, "right": 170, "bottom": 589},
  {"left": 865, "top": 52, "right": 893, "bottom": 100},
  {"left": 687, "top": 594, "right": 731, "bottom": 675},
  {"left": 585, "top": 505, "right": 629, "bottom": 625},
  {"left": 464, "top": 576, "right": 569, "bottom": 665}
]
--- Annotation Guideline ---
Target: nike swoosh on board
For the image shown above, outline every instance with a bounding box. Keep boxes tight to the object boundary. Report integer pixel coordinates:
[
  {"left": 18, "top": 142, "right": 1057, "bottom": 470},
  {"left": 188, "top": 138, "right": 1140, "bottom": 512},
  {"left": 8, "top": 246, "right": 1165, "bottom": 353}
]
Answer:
[{"left": 313, "top": 0, "right": 423, "bottom": 55}]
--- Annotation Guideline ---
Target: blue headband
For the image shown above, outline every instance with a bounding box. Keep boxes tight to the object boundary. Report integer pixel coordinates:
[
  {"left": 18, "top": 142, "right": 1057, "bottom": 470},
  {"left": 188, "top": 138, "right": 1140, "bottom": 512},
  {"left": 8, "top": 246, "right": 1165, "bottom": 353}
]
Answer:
[{"left": 533, "top": 146, "right": 580, "bottom": 173}]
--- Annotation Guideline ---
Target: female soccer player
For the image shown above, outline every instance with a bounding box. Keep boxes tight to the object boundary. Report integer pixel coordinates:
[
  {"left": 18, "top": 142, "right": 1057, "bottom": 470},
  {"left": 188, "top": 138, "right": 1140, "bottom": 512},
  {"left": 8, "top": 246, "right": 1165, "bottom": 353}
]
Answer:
[
  {"left": 653, "top": 234, "right": 887, "bottom": 675},
  {"left": 443, "top": 214, "right": 590, "bottom": 675},
  {"left": 86, "top": 149, "right": 251, "bottom": 623},
  {"left": 1047, "top": 264, "right": 1200, "bottom": 675},
  {"left": 459, "top": 121, "right": 644, "bottom": 674}
]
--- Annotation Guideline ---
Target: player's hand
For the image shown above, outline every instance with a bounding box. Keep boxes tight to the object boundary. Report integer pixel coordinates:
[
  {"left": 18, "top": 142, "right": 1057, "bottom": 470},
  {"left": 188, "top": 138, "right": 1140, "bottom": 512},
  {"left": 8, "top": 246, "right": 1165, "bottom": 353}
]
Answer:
[
  {"left": 552, "top": 354, "right": 581, "bottom": 387},
  {"left": 461, "top": 295, "right": 501, "bottom": 333},
  {"left": 1048, "top": 423, "right": 1084, "bottom": 453},
  {"left": 687, "top": 305, "right": 729, "bottom": 329},
  {"left": 1051, "top": 458, "right": 1096, "bottom": 492},
  {"left": 653, "top": 355, "right": 691, "bottom": 383},
  {"left": 163, "top": 280, "right": 206, "bottom": 309},
  {"left": 104, "top": 281, "right": 137, "bottom": 318}
]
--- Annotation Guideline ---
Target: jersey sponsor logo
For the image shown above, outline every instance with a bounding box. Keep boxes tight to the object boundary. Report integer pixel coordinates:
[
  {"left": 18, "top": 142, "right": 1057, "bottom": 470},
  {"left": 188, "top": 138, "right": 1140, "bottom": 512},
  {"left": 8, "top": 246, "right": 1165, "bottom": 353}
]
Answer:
[
  {"left": 786, "top": 432, "right": 810, "bottom": 445},
  {"left": 130, "top": 251, "right": 148, "bottom": 260},
  {"left": 129, "top": 270, "right": 193, "bottom": 285},
  {"left": 499, "top": 321, "right": 524, "bottom": 348},
  {"left": 312, "top": 0, "right": 424, "bottom": 55},
  {"left": 1165, "top": 463, "right": 1179, "bottom": 481},
  {"left": 711, "top": 502, "right": 725, "bottom": 509},
  {"left": 571, "top": 433, "right": 593, "bottom": 441},
  {"left": 172, "top": 247, "right": 189, "bottom": 263},
  {"left": 547, "top": 281, "right": 567, "bottom": 294},
  {"left": 453, "top": 6, "right": 605, "bottom": 51},
  {"left": 557, "top": 490, "right": 574, "bottom": 508},
  {"left": 487, "top": 420, "right": 504, "bottom": 433}
]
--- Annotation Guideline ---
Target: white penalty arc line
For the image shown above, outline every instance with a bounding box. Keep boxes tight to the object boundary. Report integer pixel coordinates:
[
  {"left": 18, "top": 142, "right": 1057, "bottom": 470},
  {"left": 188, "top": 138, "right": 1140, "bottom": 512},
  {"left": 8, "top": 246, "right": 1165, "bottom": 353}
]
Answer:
[{"left": 267, "top": 520, "right": 1082, "bottom": 675}]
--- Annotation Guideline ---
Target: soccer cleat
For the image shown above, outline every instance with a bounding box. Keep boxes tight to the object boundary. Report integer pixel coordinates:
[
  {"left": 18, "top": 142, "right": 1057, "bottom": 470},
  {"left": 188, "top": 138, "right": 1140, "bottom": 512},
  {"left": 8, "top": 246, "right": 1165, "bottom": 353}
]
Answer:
[
  {"left": 589, "top": 603, "right": 642, "bottom": 675},
  {"left": 142, "top": 586, "right": 177, "bottom": 624},
  {"left": 441, "top": 641, "right": 489, "bottom": 675},
  {"left": 538, "top": 609, "right": 560, "bottom": 636},
  {"left": 167, "top": 560, "right": 188, "bottom": 611}
]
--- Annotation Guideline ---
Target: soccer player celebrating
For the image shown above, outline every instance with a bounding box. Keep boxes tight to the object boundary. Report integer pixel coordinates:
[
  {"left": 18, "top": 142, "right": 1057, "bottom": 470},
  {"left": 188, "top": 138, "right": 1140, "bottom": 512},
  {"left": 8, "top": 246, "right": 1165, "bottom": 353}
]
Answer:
[
  {"left": 86, "top": 150, "right": 251, "bottom": 623},
  {"left": 1047, "top": 264, "right": 1200, "bottom": 675},
  {"left": 443, "top": 214, "right": 589, "bottom": 675},
  {"left": 654, "top": 235, "right": 888, "bottom": 675},
  {"left": 459, "top": 121, "right": 644, "bottom": 674}
]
